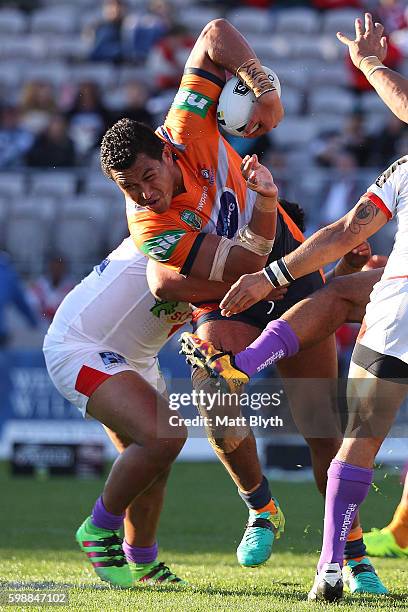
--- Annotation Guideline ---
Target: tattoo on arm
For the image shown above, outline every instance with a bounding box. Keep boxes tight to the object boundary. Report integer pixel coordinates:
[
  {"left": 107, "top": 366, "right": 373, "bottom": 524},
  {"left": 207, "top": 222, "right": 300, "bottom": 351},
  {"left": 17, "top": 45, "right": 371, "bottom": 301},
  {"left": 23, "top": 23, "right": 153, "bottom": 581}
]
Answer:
[{"left": 349, "top": 200, "right": 379, "bottom": 234}]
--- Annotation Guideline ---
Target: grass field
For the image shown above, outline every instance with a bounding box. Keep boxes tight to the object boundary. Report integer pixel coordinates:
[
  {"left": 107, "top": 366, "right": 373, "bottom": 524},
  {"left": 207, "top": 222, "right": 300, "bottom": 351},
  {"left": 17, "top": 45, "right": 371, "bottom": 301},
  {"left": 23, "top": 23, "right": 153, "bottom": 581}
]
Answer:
[{"left": 1, "top": 461, "right": 407, "bottom": 611}]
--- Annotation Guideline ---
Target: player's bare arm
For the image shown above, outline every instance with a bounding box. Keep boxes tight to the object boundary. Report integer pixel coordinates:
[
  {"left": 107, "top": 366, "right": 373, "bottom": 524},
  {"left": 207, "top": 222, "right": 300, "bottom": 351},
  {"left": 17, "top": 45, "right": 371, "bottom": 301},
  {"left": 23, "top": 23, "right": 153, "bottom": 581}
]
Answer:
[
  {"left": 187, "top": 19, "right": 283, "bottom": 136},
  {"left": 337, "top": 12, "right": 408, "bottom": 123},
  {"left": 220, "top": 197, "right": 388, "bottom": 316}
]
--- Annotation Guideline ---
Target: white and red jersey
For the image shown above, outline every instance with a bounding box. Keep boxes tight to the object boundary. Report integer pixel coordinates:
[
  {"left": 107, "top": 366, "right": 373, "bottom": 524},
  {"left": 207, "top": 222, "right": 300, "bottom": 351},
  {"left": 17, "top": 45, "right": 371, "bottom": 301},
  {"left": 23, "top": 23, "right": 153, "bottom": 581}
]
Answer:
[
  {"left": 366, "top": 156, "right": 408, "bottom": 281},
  {"left": 45, "top": 237, "right": 191, "bottom": 363},
  {"left": 359, "top": 157, "right": 408, "bottom": 363}
]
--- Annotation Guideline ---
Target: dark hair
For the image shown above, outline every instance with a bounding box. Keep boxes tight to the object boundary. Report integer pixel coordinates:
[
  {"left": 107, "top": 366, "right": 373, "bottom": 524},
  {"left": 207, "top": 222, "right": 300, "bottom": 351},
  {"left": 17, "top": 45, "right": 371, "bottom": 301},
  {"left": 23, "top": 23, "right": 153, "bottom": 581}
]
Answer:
[
  {"left": 100, "top": 118, "right": 164, "bottom": 178},
  {"left": 278, "top": 198, "right": 306, "bottom": 233}
]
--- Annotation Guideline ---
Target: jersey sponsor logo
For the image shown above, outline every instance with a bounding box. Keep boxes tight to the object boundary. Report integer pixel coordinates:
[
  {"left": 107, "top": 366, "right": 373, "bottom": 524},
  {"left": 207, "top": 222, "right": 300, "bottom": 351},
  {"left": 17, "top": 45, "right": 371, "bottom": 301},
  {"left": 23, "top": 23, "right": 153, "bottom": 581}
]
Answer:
[
  {"left": 180, "top": 209, "right": 202, "bottom": 231},
  {"left": 94, "top": 257, "right": 110, "bottom": 275},
  {"left": 150, "top": 299, "right": 180, "bottom": 318},
  {"left": 216, "top": 189, "right": 239, "bottom": 238},
  {"left": 197, "top": 185, "right": 208, "bottom": 212},
  {"left": 233, "top": 81, "right": 251, "bottom": 96},
  {"left": 140, "top": 229, "right": 186, "bottom": 262},
  {"left": 172, "top": 88, "right": 213, "bottom": 118},
  {"left": 375, "top": 156, "right": 408, "bottom": 188},
  {"left": 99, "top": 351, "right": 127, "bottom": 368}
]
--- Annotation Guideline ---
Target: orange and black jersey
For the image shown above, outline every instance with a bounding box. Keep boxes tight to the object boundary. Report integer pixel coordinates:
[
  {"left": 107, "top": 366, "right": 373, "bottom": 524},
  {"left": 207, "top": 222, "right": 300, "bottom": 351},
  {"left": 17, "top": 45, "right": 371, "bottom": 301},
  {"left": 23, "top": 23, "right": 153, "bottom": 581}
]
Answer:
[{"left": 127, "top": 68, "right": 257, "bottom": 275}]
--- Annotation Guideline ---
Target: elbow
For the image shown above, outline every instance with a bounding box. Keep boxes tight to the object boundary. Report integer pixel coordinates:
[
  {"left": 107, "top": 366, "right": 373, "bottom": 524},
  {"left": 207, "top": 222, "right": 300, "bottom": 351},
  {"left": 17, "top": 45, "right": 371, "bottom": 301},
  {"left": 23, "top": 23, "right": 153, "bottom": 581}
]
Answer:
[{"left": 201, "top": 18, "right": 231, "bottom": 39}]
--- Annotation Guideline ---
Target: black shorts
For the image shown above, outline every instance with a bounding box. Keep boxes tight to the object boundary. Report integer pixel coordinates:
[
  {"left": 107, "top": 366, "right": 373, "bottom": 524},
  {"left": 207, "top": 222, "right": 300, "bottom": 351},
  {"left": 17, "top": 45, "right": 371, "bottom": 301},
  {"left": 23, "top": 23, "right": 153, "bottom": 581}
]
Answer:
[
  {"left": 192, "top": 269, "right": 324, "bottom": 331},
  {"left": 351, "top": 343, "right": 408, "bottom": 383}
]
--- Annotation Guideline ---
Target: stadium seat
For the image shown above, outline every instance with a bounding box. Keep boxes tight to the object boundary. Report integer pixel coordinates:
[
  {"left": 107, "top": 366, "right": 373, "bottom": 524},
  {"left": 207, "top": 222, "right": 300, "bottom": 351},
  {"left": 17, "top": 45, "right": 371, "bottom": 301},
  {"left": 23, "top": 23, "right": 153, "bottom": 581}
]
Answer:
[
  {"left": 30, "top": 7, "right": 78, "bottom": 35},
  {"left": 227, "top": 8, "right": 271, "bottom": 34},
  {"left": 315, "top": 113, "right": 347, "bottom": 133},
  {"left": 309, "top": 86, "right": 356, "bottom": 114},
  {"left": 308, "top": 61, "right": 348, "bottom": 87},
  {"left": 62, "top": 195, "right": 110, "bottom": 222},
  {"left": 0, "top": 173, "right": 26, "bottom": 198},
  {"left": 5, "top": 205, "right": 53, "bottom": 274},
  {"left": 0, "top": 37, "right": 45, "bottom": 61},
  {"left": 270, "top": 117, "right": 319, "bottom": 148},
  {"left": 46, "top": 36, "right": 89, "bottom": 61},
  {"left": 70, "top": 63, "right": 117, "bottom": 89},
  {"left": 288, "top": 38, "right": 330, "bottom": 61},
  {"left": 21, "top": 62, "right": 69, "bottom": 87},
  {"left": 275, "top": 8, "right": 319, "bottom": 34},
  {"left": 85, "top": 174, "right": 122, "bottom": 200},
  {"left": 0, "top": 61, "right": 23, "bottom": 89},
  {"left": 178, "top": 7, "right": 223, "bottom": 34},
  {"left": 54, "top": 204, "right": 106, "bottom": 268},
  {"left": 106, "top": 207, "right": 129, "bottom": 252},
  {"left": 270, "top": 60, "right": 310, "bottom": 90},
  {"left": 245, "top": 35, "right": 290, "bottom": 62},
  {"left": 0, "top": 9, "right": 27, "bottom": 34},
  {"left": 30, "top": 172, "right": 78, "bottom": 198},
  {"left": 360, "top": 91, "right": 393, "bottom": 114},
  {"left": 280, "top": 87, "right": 303, "bottom": 115},
  {"left": 118, "top": 66, "right": 150, "bottom": 87},
  {"left": 323, "top": 9, "right": 362, "bottom": 36}
]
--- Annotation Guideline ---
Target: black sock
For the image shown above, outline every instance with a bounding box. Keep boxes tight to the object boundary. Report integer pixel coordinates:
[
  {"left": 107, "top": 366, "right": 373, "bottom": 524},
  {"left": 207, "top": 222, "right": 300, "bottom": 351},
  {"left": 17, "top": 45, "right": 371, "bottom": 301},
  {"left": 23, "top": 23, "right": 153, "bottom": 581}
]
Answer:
[{"left": 238, "top": 476, "right": 272, "bottom": 511}]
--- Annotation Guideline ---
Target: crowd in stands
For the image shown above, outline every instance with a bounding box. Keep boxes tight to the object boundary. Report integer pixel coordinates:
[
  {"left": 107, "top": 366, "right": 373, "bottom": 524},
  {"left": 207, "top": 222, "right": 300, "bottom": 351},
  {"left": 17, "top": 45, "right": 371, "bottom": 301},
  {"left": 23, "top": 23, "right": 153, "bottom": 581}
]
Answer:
[{"left": 0, "top": 0, "right": 407, "bottom": 357}]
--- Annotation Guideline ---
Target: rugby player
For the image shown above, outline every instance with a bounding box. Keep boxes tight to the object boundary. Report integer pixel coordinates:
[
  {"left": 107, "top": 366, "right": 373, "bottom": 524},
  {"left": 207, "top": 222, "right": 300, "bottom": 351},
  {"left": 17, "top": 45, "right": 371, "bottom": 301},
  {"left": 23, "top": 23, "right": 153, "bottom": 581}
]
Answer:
[
  {"left": 99, "top": 16, "right": 366, "bottom": 572},
  {"left": 43, "top": 238, "right": 194, "bottom": 587},
  {"left": 180, "top": 156, "right": 408, "bottom": 600}
]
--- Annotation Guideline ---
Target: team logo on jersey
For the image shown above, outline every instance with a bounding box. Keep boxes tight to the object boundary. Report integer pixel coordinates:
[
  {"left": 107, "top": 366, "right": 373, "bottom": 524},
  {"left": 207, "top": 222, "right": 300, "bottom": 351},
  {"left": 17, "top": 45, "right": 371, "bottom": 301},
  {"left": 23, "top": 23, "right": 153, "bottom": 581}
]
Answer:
[
  {"left": 375, "top": 156, "right": 407, "bottom": 188},
  {"left": 216, "top": 189, "right": 239, "bottom": 238},
  {"left": 200, "top": 166, "right": 215, "bottom": 185},
  {"left": 140, "top": 229, "right": 186, "bottom": 262},
  {"left": 172, "top": 88, "right": 213, "bottom": 118},
  {"left": 99, "top": 351, "right": 127, "bottom": 368},
  {"left": 94, "top": 257, "right": 110, "bottom": 275},
  {"left": 180, "top": 209, "right": 202, "bottom": 231},
  {"left": 150, "top": 299, "right": 179, "bottom": 318}
]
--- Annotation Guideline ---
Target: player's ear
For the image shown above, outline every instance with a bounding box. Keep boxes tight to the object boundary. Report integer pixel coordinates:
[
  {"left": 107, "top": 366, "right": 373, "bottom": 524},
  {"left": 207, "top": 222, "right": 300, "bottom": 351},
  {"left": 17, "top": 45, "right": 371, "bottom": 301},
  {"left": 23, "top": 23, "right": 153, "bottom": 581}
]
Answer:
[{"left": 162, "top": 144, "right": 173, "bottom": 166}]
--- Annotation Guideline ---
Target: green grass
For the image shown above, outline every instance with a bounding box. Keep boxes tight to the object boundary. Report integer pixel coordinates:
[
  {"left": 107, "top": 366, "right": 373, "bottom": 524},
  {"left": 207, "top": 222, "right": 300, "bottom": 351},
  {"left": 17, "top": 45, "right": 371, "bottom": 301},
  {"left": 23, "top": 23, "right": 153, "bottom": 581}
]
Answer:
[{"left": 1, "top": 461, "right": 407, "bottom": 611}]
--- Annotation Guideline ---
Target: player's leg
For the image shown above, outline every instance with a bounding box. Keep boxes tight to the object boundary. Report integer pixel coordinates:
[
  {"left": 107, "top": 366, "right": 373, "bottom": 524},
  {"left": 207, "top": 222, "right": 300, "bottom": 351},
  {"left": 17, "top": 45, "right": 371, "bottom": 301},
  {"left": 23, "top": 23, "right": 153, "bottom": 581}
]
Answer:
[
  {"left": 76, "top": 370, "right": 187, "bottom": 587},
  {"left": 181, "top": 269, "right": 382, "bottom": 380},
  {"left": 103, "top": 427, "right": 183, "bottom": 583},
  {"left": 192, "top": 319, "right": 284, "bottom": 567},
  {"left": 364, "top": 470, "right": 408, "bottom": 558},
  {"left": 309, "top": 361, "right": 407, "bottom": 602},
  {"left": 277, "top": 336, "right": 386, "bottom": 594}
]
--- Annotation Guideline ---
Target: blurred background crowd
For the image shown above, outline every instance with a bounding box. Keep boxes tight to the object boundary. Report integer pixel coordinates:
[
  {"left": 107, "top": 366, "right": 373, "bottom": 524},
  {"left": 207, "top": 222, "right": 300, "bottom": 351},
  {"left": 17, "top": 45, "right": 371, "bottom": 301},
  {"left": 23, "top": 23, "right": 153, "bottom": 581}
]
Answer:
[{"left": 0, "top": 0, "right": 407, "bottom": 369}]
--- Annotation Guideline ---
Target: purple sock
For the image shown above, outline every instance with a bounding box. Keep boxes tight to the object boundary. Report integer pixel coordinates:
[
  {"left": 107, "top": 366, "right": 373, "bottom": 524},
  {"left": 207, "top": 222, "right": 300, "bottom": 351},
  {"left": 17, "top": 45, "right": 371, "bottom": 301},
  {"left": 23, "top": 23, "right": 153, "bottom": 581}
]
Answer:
[
  {"left": 317, "top": 460, "right": 373, "bottom": 572},
  {"left": 234, "top": 320, "right": 299, "bottom": 376},
  {"left": 91, "top": 496, "right": 125, "bottom": 531},
  {"left": 123, "top": 540, "right": 158, "bottom": 564}
]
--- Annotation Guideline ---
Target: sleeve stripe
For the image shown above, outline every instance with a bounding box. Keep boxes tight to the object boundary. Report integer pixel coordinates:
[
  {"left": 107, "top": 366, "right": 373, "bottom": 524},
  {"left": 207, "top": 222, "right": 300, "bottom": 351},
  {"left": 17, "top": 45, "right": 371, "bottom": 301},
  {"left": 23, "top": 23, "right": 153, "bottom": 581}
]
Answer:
[
  {"left": 366, "top": 191, "right": 392, "bottom": 220},
  {"left": 184, "top": 67, "right": 225, "bottom": 89},
  {"left": 180, "top": 233, "right": 206, "bottom": 277}
]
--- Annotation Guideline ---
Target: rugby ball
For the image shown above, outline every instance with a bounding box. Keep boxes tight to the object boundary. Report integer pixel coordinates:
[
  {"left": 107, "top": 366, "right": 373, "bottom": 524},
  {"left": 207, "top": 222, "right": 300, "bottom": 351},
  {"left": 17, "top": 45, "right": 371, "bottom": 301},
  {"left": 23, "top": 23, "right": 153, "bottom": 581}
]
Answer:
[{"left": 217, "top": 66, "right": 281, "bottom": 137}]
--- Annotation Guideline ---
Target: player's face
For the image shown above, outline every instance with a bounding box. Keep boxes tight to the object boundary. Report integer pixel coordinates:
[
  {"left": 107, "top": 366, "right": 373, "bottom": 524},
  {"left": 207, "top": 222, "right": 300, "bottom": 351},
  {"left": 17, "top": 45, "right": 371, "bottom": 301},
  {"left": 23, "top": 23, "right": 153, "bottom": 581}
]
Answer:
[{"left": 111, "top": 149, "right": 176, "bottom": 214}]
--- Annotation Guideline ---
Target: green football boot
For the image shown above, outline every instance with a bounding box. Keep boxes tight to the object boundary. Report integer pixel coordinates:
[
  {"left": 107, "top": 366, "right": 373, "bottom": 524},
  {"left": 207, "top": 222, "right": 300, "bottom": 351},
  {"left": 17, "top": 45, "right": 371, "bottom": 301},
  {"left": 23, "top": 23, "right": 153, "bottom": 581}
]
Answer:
[
  {"left": 75, "top": 516, "right": 133, "bottom": 588},
  {"left": 343, "top": 557, "right": 388, "bottom": 594},
  {"left": 130, "top": 560, "right": 185, "bottom": 584},
  {"left": 364, "top": 528, "right": 408, "bottom": 558},
  {"left": 237, "top": 501, "right": 285, "bottom": 567}
]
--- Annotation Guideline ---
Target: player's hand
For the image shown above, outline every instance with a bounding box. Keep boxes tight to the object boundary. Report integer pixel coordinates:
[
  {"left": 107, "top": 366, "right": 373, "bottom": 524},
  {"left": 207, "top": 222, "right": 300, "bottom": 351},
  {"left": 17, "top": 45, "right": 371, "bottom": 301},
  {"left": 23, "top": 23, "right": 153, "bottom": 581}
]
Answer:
[
  {"left": 343, "top": 241, "right": 372, "bottom": 270},
  {"left": 337, "top": 13, "right": 387, "bottom": 69},
  {"left": 362, "top": 254, "right": 388, "bottom": 271},
  {"left": 241, "top": 154, "right": 278, "bottom": 198},
  {"left": 244, "top": 89, "right": 284, "bottom": 138},
  {"left": 220, "top": 270, "right": 271, "bottom": 316}
]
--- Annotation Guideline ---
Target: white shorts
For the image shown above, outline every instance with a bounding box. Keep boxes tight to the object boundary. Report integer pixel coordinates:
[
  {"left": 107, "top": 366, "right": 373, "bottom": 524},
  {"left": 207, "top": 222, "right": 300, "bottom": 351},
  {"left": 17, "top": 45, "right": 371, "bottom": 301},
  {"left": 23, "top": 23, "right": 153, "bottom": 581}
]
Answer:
[
  {"left": 358, "top": 278, "right": 408, "bottom": 365},
  {"left": 43, "top": 335, "right": 166, "bottom": 417}
]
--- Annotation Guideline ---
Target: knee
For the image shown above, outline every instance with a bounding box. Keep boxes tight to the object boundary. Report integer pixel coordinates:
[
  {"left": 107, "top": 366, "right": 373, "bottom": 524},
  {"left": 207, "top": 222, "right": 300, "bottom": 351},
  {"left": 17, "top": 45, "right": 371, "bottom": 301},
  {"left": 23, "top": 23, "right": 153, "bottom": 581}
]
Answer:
[{"left": 306, "top": 437, "right": 341, "bottom": 459}]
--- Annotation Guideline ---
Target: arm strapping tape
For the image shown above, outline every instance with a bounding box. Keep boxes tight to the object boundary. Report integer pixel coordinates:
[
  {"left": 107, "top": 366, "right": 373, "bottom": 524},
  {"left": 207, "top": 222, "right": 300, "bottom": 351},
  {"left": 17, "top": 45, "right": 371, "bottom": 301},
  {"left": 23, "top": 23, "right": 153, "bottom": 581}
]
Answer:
[
  {"left": 263, "top": 258, "right": 294, "bottom": 288},
  {"left": 208, "top": 236, "right": 235, "bottom": 281},
  {"left": 237, "top": 224, "right": 275, "bottom": 256}
]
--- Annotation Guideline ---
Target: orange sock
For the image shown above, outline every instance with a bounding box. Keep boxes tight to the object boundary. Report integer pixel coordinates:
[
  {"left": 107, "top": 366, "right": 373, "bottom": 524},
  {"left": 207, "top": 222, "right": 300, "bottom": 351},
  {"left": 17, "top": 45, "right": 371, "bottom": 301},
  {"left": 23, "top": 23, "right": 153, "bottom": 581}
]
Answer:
[
  {"left": 344, "top": 526, "right": 365, "bottom": 563},
  {"left": 387, "top": 503, "right": 408, "bottom": 548},
  {"left": 256, "top": 499, "right": 277, "bottom": 515}
]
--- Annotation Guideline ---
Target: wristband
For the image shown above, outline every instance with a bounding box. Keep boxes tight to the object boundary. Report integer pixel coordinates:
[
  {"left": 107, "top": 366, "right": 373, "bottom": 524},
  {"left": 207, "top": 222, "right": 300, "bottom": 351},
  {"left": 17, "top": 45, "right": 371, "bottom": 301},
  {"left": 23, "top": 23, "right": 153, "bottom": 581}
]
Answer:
[
  {"left": 236, "top": 58, "right": 276, "bottom": 99},
  {"left": 263, "top": 258, "right": 294, "bottom": 288}
]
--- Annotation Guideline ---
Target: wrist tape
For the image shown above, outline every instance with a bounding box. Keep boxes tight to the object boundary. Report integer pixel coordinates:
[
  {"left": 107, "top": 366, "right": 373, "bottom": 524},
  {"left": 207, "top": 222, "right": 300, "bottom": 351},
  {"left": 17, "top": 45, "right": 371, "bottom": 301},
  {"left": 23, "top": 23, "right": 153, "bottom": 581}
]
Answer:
[
  {"left": 236, "top": 58, "right": 276, "bottom": 98},
  {"left": 263, "top": 258, "right": 294, "bottom": 288},
  {"left": 359, "top": 55, "right": 388, "bottom": 79}
]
